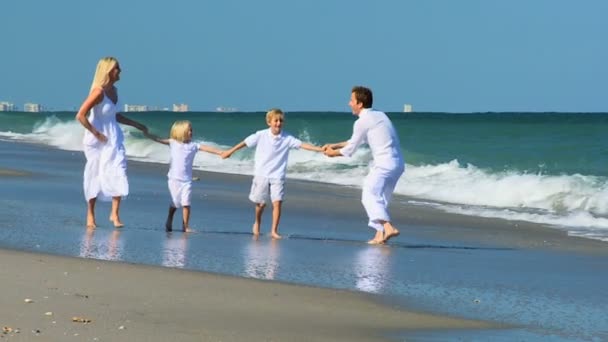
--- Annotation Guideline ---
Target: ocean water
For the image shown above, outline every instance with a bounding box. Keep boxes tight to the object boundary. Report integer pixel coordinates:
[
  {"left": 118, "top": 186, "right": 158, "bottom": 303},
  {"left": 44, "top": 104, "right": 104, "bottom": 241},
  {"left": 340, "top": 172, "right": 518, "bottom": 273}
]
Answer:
[
  {"left": 1, "top": 135, "right": 607, "bottom": 341},
  {"left": 1, "top": 110, "right": 607, "bottom": 241}
]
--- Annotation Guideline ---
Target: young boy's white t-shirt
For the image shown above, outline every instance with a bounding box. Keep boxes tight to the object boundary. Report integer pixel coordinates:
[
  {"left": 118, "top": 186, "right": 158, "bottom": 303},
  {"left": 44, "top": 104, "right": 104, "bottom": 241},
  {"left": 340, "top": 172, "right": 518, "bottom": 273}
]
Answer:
[
  {"left": 244, "top": 129, "right": 302, "bottom": 180},
  {"left": 167, "top": 140, "right": 199, "bottom": 181}
]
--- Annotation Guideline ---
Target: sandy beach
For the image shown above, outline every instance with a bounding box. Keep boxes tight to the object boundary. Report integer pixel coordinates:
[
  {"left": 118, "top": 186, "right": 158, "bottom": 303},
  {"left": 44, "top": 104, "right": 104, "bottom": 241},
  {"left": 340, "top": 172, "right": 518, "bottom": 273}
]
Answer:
[
  {"left": 1, "top": 140, "right": 608, "bottom": 341},
  {"left": 0, "top": 247, "right": 492, "bottom": 342}
]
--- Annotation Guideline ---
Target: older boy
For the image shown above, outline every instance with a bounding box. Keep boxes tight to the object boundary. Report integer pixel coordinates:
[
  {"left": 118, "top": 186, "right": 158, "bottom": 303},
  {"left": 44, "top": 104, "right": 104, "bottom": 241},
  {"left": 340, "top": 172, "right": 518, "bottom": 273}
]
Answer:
[
  {"left": 222, "top": 109, "right": 323, "bottom": 239},
  {"left": 323, "top": 86, "right": 405, "bottom": 245}
]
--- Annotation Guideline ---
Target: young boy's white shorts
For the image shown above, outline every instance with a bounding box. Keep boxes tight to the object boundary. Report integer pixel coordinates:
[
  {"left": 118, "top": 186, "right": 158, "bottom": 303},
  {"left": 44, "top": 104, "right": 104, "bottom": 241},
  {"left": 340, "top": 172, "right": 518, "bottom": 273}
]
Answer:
[
  {"left": 249, "top": 177, "right": 284, "bottom": 204},
  {"left": 168, "top": 179, "right": 192, "bottom": 208}
]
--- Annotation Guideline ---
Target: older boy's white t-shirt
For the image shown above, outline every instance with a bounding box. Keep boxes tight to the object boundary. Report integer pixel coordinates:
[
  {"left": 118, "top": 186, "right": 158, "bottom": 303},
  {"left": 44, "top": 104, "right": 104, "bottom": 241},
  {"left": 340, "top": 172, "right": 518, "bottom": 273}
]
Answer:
[
  {"left": 244, "top": 129, "right": 302, "bottom": 179},
  {"left": 168, "top": 139, "right": 199, "bottom": 181}
]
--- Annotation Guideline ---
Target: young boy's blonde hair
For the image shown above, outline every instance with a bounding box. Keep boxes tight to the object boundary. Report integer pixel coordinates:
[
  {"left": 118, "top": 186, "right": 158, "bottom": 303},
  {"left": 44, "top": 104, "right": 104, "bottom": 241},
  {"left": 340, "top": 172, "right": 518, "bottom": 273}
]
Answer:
[
  {"left": 170, "top": 120, "right": 192, "bottom": 142},
  {"left": 266, "top": 108, "right": 284, "bottom": 123}
]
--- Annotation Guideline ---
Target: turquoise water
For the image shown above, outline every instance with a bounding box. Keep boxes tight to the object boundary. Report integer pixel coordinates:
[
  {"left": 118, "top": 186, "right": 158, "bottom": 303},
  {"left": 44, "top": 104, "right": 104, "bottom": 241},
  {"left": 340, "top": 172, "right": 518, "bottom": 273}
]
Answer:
[{"left": 1, "top": 111, "right": 607, "bottom": 240}]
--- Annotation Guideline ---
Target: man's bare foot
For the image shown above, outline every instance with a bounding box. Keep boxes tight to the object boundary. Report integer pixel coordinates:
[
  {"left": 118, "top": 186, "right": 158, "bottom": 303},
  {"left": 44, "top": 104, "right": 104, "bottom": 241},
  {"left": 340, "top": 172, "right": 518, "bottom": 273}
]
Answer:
[
  {"left": 270, "top": 232, "right": 282, "bottom": 240},
  {"left": 110, "top": 216, "right": 124, "bottom": 228},
  {"left": 252, "top": 223, "right": 260, "bottom": 236},
  {"left": 382, "top": 224, "right": 400, "bottom": 243},
  {"left": 367, "top": 230, "right": 385, "bottom": 245}
]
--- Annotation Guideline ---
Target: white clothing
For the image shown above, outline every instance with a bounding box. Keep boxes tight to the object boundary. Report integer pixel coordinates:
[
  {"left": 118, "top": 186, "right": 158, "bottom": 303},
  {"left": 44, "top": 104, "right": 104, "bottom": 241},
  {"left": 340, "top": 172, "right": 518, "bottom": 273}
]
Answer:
[
  {"left": 361, "top": 165, "right": 404, "bottom": 231},
  {"left": 244, "top": 129, "right": 302, "bottom": 180},
  {"left": 340, "top": 108, "right": 404, "bottom": 170},
  {"left": 340, "top": 108, "right": 405, "bottom": 231},
  {"left": 168, "top": 179, "right": 192, "bottom": 208},
  {"left": 82, "top": 91, "right": 128, "bottom": 201},
  {"left": 167, "top": 140, "right": 199, "bottom": 207},
  {"left": 249, "top": 177, "right": 285, "bottom": 204},
  {"left": 168, "top": 140, "right": 199, "bottom": 182}
]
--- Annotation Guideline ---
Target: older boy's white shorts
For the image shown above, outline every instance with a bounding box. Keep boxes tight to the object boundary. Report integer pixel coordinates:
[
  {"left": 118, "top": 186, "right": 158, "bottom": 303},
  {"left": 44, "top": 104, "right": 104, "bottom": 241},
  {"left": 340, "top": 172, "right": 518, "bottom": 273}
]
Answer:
[
  {"left": 168, "top": 179, "right": 192, "bottom": 208},
  {"left": 249, "top": 177, "right": 284, "bottom": 204}
]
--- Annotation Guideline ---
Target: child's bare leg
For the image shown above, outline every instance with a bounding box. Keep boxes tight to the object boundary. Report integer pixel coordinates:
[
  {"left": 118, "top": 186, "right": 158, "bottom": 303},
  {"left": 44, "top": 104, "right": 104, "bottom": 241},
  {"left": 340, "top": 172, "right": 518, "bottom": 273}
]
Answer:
[
  {"left": 253, "top": 203, "right": 265, "bottom": 235},
  {"left": 270, "top": 201, "right": 282, "bottom": 239},
  {"left": 381, "top": 221, "right": 400, "bottom": 243},
  {"left": 110, "top": 196, "right": 124, "bottom": 228},
  {"left": 86, "top": 197, "right": 97, "bottom": 228},
  {"left": 182, "top": 206, "right": 192, "bottom": 232},
  {"left": 166, "top": 206, "right": 177, "bottom": 232}
]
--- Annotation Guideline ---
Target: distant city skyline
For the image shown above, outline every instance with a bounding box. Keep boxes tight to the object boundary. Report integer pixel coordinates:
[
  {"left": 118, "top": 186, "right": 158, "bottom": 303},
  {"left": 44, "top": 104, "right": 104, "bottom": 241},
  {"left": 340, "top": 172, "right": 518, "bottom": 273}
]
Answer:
[{"left": 1, "top": 1, "right": 606, "bottom": 113}]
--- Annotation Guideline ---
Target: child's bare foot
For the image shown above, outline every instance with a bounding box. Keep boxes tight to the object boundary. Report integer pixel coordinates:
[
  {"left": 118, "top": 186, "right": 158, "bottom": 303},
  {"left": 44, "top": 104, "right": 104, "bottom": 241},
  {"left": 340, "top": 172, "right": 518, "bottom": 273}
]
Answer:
[
  {"left": 270, "top": 232, "right": 282, "bottom": 240},
  {"left": 382, "top": 224, "right": 400, "bottom": 243},
  {"left": 109, "top": 216, "right": 124, "bottom": 228},
  {"left": 86, "top": 220, "right": 97, "bottom": 229},
  {"left": 252, "top": 223, "right": 260, "bottom": 236},
  {"left": 367, "top": 231, "right": 385, "bottom": 245}
]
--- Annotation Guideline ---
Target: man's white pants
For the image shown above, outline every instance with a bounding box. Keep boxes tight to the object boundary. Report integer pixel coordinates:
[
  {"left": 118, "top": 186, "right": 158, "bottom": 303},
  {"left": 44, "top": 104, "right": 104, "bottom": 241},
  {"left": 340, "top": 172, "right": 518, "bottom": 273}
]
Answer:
[{"left": 361, "top": 165, "right": 405, "bottom": 231}]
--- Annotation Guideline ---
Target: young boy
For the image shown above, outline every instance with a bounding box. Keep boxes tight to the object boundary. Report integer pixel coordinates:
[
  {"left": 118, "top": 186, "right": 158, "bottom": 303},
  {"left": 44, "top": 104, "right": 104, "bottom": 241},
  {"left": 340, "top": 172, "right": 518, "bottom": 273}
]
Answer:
[
  {"left": 145, "top": 120, "right": 224, "bottom": 232},
  {"left": 221, "top": 109, "right": 323, "bottom": 239}
]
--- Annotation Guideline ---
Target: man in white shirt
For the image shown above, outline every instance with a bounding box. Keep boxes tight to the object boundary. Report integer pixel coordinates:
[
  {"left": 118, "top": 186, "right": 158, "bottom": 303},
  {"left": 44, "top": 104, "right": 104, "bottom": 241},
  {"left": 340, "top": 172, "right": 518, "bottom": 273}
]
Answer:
[{"left": 324, "top": 86, "right": 405, "bottom": 244}]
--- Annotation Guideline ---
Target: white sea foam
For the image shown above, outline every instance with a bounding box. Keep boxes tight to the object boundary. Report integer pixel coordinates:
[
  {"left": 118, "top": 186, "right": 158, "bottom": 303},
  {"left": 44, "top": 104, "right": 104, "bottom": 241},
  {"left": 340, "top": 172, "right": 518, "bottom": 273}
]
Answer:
[{"left": 2, "top": 118, "right": 607, "bottom": 241}]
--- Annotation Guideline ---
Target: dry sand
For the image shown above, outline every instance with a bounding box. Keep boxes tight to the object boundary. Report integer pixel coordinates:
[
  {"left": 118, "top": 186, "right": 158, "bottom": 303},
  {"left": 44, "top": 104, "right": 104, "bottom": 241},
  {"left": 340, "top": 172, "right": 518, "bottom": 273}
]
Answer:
[{"left": 0, "top": 247, "right": 494, "bottom": 342}]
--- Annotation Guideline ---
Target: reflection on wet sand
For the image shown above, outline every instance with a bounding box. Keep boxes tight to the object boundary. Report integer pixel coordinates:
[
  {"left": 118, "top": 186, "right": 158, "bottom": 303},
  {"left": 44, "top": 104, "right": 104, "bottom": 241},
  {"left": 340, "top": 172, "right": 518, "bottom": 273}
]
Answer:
[
  {"left": 79, "top": 228, "right": 123, "bottom": 261},
  {"left": 162, "top": 232, "right": 189, "bottom": 268},
  {"left": 354, "top": 246, "right": 392, "bottom": 293},
  {"left": 244, "top": 237, "right": 280, "bottom": 280}
]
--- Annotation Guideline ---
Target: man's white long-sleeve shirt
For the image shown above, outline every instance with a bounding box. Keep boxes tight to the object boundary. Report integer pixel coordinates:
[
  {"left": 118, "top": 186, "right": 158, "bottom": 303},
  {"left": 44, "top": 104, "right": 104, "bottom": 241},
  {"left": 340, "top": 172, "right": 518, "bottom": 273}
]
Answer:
[{"left": 339, "top": 108, "right": 404, "bottom": 170}]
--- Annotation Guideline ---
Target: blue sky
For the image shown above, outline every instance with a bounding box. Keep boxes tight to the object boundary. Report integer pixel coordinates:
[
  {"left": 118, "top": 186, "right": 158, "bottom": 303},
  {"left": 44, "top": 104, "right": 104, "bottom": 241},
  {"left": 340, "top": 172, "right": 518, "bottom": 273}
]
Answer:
[{"left": 1, "top": 0, "right": 606, "bottom": 112}]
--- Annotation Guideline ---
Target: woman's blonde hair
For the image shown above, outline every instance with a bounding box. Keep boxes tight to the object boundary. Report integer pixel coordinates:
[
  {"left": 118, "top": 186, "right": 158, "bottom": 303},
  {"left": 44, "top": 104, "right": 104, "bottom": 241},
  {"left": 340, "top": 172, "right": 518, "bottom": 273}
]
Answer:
[
  {"left": 170, "top": 120, "right": 192, "bottom": 142},
  {"left": 266, "top": 108, "right": 284, "bottom": 123},
  {"left": 90, "top": 57, "right": 118, "bottom": 93}
]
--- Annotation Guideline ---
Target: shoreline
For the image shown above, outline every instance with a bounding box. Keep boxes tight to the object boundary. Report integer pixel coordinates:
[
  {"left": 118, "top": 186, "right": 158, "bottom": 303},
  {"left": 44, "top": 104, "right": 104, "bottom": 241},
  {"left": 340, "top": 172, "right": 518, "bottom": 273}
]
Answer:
[
  {"left": 2, "top": 139, "right": 608, "bottom": 340},
  {"left": 0, "top": 247, "right": 495, "bottom": 341}
]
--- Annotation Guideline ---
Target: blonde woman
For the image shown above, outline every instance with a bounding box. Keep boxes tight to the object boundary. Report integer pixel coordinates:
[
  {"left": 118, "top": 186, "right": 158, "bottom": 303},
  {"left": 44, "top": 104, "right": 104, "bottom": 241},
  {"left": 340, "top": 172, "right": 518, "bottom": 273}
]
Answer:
[
  {"left": 75, "top": 57, "right": 148, "bottom": 229},
  {"left": 145, "top": 121, "right": 224, "bottom": 232}
]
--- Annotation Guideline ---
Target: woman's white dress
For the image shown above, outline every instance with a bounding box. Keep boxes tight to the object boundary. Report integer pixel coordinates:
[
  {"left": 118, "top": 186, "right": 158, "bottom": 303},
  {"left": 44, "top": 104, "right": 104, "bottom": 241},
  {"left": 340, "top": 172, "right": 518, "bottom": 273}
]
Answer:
[{"left": 82, "top": 91, "right": 128, "bottom": 201}]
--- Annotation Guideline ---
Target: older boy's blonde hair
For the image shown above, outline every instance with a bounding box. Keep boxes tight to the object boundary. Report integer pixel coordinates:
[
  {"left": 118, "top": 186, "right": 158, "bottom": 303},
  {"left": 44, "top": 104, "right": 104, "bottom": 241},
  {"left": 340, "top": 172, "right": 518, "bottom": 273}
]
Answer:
[
  {"left": 90, "top": 57, "right": 118, "bottom": 93},
  {"left": 170, "top": 120, "right": 192, "bottom": 142},
  {"left": 266, "top": 108, "right": 284, "bottom": 123}
]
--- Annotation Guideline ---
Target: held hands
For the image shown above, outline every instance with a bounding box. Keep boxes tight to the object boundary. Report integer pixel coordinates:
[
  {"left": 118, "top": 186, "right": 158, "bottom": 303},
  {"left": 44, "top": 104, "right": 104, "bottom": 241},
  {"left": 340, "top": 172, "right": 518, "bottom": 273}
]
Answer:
[
  {"left": 321, "top": 144, "right": 340, "bottom": 157},
  {"left": 220, "top": 151, "right": 233, "bottom": 159}
]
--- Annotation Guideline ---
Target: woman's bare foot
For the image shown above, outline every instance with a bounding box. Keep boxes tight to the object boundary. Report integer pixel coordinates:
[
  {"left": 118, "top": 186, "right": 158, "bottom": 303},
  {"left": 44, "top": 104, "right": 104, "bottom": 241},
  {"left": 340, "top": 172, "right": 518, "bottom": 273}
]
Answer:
[
  {"left": 86, "top": 215, "right": 97, "bottom": 229},
  {"left": 109, "top": 216, "right": 124, "bottom": 228},
  {"left": 183, "top": 227, "right": 194, "bottom": 233},
  {"left": 270, "top": 231, "right": 282, "bottom": 240},
  {"left": 382, "top": 224, "right": 400, "bottom": 243},
  {"left": 252, "top": 223, "right": 260, "bottom": 236}
]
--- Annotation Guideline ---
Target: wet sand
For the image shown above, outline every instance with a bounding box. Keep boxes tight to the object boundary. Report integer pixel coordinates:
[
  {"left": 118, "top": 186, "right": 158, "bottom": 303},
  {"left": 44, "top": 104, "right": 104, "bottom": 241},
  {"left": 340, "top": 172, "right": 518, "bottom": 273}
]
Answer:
[{"left": 0, "top": 248, "right": 492, "bottom": 342}]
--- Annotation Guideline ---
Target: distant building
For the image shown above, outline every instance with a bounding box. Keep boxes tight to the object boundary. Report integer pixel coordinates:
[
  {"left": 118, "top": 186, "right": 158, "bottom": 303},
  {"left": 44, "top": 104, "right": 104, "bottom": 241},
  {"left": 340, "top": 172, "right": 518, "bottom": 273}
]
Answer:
[
  {"left": 0, "top": 101, "right": 16, "bottom": 111},
  {"left": 215, "top": 106, "right": 237, "bottom": 112},
  {"left": 24, "top": 103, "right": 43, "bottom": 112},
  {"left": 403, "top": 104, "right": 413, "bottom": 113},
  {"left": 172, "top": 103, "right": 189, "bottom": 112},
  {"left": 124, "top": 104, "right": 149, "bottom": 112}
]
